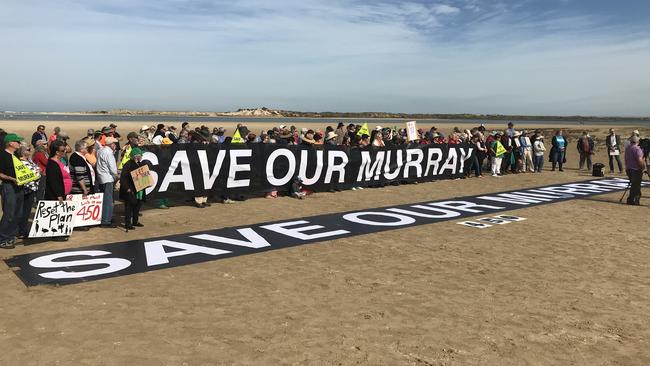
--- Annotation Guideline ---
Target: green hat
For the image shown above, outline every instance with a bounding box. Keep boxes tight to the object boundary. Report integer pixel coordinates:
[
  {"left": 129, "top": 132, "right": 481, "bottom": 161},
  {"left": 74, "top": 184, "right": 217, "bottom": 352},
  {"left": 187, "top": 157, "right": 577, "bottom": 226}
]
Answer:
[
  {"left": 4, "top": 133, "right": 24, "bottom": 144},
  {"left": 130, "top": 147, "right": 144, "bottom": 157},
  {"left": 127, "top": 132, "right": 139, "bottom": 139}
]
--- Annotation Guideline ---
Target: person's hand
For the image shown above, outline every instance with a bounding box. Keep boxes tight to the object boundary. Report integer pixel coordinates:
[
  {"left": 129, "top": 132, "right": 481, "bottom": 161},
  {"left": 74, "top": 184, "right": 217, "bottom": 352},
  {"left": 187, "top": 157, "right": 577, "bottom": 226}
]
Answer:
[
  {"left": 82, "top": 188, "right": 89, "bottom": 197},
  {"left": 57, "top": 197, "right": 64, "bottom": 203}
]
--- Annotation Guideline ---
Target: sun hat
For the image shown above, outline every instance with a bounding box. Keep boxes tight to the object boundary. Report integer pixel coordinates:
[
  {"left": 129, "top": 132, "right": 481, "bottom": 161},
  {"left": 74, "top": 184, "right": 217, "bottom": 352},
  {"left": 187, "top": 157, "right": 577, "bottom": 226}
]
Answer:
[
  {"left": 101, "top": 126, "right": 112, "bottom": 133},
  {"left": 325, "top": 131, "right": 338, "bottom": 141},
  {"left": 140, "top": 125, "right": 149, "bottom": 132},
  {"left": 127, "top": 132, "right": 139, "bottom": 139},
  {"left": 87, "top": 128, "right": 95, "bottom": 135},
  {"left": 105, "top": 137, "right": 119, "bottom": 145},
  {"left": 302, "top": 133, "right": 316, "bottom": 144},
  {"left": 4, "top": 133, "right": 24, "bottom": 144},
  {"left": 84, "top": 137, "right": 96, "bottom": 147},
  {"left": 109, "top": 123, "right": 118, "bottom": 128}
]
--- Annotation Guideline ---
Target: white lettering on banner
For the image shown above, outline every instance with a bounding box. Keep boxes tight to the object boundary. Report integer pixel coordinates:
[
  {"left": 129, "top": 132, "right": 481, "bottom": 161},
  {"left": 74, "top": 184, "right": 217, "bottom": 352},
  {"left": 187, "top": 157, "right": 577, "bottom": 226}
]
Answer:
[
  {"left": 562, "top": 183, "right": 614, "bottom": 192},
  {"left": 403, "top": 149, "right": 424, "bottom": 178},
  {"left": 526, "top": 189, "right": 575, "bottom": 198},
  {"left": 299, "top": 150, "right": 324, "bottom": 185},
  {"left": 590, "top": 179, "right": 631, "bottom": 189},
  {"left": 508, "top": 191, "right": 562, "bottom": 200},
  {"left": 411, "top": 204, "right": 462, "bottom": 218},
  {"left": 342, "top": 212, "right": 416, "bottom": 226},
  {"left": 424, "top": 148, "right": 444, "bottom": 176},
  {"left": 494, "top": 215, "right": 527, "bottom": 222},
  {"left": 537, "top": 186, "right": 590, "bottom": 196},
  {"left": 266, "top": 149, "right": 296, "bottom": 186},
  {"left": 477, "top": 193, "right": 553, "bottom": 205},
  {"left": 386, "top": 207, "right": 456, "bottom": 219},
  {"left": 227, "top": 150, "right": 252, "bottom": 188},
  {"left": 324, "top": 150, "right": 348, "bottom": 184},
  {"left": 458, "top": 148, "right": 474, "bottom": 173},
  {"left": 141, "top": 151, "right": 159, "bottom": 195},
  {"left": 261, "top": 220, "right": 350, "bottom": 240},
  {"left": 430, "top": 201, "right": 505, "bottom": 213},
  {"left": 383, "top": 150, "right": 403, "bottom": 180},
  {"left": 458, "top": 215, "right": 527, "bottom": 229},
  {"left": 29, "top": 250, "right": 131, "bottom": 279},
  {"left": 159, "top": 151, "right": 195, "bottom": 192},
  {"left": 144, "top": 240, "right": 231, "bottom": 266},
  {"left": 357, "top": 151, "right": 385, "bottom": 181},
  {"left": 198, "top": 150, "right": 226, "bottom": 190},
  {"left": 191, "top": 228, "right": 271, "bottom": 249},
  {"left": 439, "top": 148, "right": 458, "bottom": 175}
]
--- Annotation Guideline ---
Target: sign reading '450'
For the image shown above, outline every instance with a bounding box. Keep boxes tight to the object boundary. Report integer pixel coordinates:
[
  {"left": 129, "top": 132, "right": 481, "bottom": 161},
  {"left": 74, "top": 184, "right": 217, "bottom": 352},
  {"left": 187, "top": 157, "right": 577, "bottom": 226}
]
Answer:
[{"left": 66, "top": 193, "right": 104, "bottom": 227}]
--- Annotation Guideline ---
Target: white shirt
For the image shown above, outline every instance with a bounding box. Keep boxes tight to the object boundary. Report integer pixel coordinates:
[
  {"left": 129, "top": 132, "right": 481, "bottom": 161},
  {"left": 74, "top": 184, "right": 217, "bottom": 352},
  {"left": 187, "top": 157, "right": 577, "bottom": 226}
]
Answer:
[{"left": 533, "top": 140, "right": 546, "bottom": 156}]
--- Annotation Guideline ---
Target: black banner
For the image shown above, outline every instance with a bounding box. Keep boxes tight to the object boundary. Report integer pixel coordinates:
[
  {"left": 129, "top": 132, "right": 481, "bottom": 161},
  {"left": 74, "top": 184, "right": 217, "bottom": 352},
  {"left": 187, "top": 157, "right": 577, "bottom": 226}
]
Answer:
[
  {"left": 139, "top": 144, "right": 475, "bottom": 198},
  {"left": 6, "top": 178, "right": 646, "bottom": 287}
]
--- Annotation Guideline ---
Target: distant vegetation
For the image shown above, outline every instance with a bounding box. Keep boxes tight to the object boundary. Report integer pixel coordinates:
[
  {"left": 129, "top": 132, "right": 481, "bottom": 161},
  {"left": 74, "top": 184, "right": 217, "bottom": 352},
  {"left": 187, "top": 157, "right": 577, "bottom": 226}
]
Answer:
[{"left": 79, "top": 108, "right": 649, "bottom": 122}]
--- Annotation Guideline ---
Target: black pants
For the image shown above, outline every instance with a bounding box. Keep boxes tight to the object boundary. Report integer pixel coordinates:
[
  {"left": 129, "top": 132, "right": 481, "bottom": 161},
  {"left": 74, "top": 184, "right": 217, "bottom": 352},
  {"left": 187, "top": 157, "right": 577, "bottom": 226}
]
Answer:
[
  {"left": 18, "top": 190, "right": 37, "bottom": 237},
  {"left": 124, "top": 200, "right": 143, "bottom": 227},
  {"left": 626, "top": 169, "right": 643, "bottom": 205},
  {"left": 608, "top": 154, "right": 623, "bottom": 172}
]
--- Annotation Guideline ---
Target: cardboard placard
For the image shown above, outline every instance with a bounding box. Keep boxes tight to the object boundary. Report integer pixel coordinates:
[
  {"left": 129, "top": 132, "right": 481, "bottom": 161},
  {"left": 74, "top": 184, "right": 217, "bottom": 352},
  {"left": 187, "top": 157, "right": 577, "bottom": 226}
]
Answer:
[
  {"left": 28, "top": 201, "right": 76, "bottom": 238},
  {"left": 67, "top": 193, "right": 104, "bottom": 227},
  {"left": 406, "top": 121, "right": 418, "bottom": 142},
  {"left": 131, "top": 165, "right": 154, "bottom": 192}
]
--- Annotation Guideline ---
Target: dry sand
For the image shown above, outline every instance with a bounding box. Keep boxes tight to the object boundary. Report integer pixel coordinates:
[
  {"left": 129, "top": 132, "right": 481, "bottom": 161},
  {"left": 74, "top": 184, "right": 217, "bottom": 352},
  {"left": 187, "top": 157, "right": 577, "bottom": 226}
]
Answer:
[{"left": 0, "top": 119, "right": 649, "bottom": 365}]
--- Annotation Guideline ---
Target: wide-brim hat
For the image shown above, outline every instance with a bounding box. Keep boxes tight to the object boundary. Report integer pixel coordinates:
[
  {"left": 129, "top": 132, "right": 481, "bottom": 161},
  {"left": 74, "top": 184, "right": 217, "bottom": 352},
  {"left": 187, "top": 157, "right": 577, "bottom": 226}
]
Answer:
[
  {"left": 302, "top": 134, "right": 316, "bottom": 144},
  {"left": 325, "top": 131, "right": 338, "bottom": 141},
  {"left": 140, "top": 125, "right": 149, "bottom": 132},
  {"left": 105, "top": 137, "right": 119, "bottom": 144}
]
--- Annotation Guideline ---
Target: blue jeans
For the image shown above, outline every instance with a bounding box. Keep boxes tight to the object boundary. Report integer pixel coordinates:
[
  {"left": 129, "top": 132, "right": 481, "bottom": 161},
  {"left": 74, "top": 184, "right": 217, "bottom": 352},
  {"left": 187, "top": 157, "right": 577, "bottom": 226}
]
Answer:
[
  {"left": 0, "top": 183, "right": 24, "bottom": 242},
  {"left": 18, "top": 190, "right": 37, "bottom": 237},
  {"left": 471, "top": 155, "right": 482, "bottom": 177},
  {"left": 99, "top": 182, "right": 114, "bottom": 225},
  {"left": 533, "top": 155, "right": 544, "bottom": 172},
  {"left": 552, "top": 150, "right": 565, "bottom": 170}
]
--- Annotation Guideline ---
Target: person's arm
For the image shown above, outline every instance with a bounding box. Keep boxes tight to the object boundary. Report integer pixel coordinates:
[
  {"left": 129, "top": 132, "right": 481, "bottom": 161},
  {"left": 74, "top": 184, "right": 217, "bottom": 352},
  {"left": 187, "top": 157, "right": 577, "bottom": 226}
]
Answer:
[{"left": 0, "top": 172, "right": 17, "bottom": 184}]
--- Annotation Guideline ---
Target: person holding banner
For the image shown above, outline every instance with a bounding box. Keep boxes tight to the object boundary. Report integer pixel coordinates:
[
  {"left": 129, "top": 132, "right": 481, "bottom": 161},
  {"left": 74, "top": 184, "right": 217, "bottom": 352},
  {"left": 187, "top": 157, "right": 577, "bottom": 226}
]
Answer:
[
  {"left": 119, "top": 148, "right": 147, "bottom": 230},
  {"left": 16, "top": 143, "right": 41, "bottom": 239},
  {"left": 0, "top": 133, "right": 26, "bottom": 248}
]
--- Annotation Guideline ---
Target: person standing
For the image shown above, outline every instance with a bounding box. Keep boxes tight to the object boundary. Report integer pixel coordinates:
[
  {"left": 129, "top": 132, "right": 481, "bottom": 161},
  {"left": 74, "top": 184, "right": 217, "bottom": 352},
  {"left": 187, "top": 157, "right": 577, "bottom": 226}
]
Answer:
[
  {"left": 47, "top": 126, "right": 61, "bottom": 150},
  {"left": 96, "top": 137, "right": 119, "bottom": 228},
  {"left": 551, "top": 130, "right": 566, "bottom": 172},
  {"left": 606, "top": 128, "right": 624, "bottom": 174},
  {"left": 16, "top": 143, "right": 41, "bottom": 239},
  {"left": 32, "top": 140, "right": 49, "bottom": 200},
  {"left": 520, "top": 131, "right": 535, "bottom": 173},
  {"left": 31, "top": 125, "right": 47, "bottom": 148},
  {"left": 119, "top": 148, "right": 146, "bottom": 229},
  {"left": 533, "top": 135, "right": 546, "bottom": 173},
  {"left": 69, "top": 140, "right": 95, "bottom": 197},
  {"left": 624, "top": 136, "right": 646, "bottom": 205},
  {"left": 577, "top": 131, "right": 595, "bottom": 171},
  {"left": 45, "top": 140, "right": 73, "bottom": 241},
  {"left": 0, "top": 133, "right": 26, "bottom": 248},
  {"left": 489, "top": 132, "right": 505, "bottom": 177}
]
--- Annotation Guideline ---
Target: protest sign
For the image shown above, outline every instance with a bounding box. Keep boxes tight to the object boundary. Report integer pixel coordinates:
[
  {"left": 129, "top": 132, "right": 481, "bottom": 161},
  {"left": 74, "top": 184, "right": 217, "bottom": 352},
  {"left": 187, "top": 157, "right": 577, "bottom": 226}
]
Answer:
[
  {"left": 28, "top": 200, "right": 76, "bottom": 238},
  {"left": 12, "top": 155, "right": 40, "bottom": 186},
  {"left": 356, "top": 123, "right": 370, "bottom": 137},
  {"left": 130, "top": 165, "right": 154, "bottom": 192},
  {"left": 67, "top": 193, "right": 104, "bottom": 227},
  {"left": 406, "top": 121, "right": 418, "bottom": 141}
]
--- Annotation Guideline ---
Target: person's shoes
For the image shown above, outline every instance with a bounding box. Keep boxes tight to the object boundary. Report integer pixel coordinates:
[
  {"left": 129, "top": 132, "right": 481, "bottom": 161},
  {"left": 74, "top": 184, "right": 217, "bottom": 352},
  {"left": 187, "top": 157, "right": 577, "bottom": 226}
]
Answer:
[
  {"left": 52, "top": 237, "right": 69, "bottom": 241},
  {"left": 559, "top": 168, "right": 564, "bottom": 172},
  {"left": 133, "top": 222, "right": 144, "bottom": 227},
  {"left": 204, "top": 202, "right": 212, "bottom": 207},
  {"left": 223, "top": 199, "right": 235, "bottom": 204},
  {"left": 158, "top": 205, "right": 170, "bottom": 209},
  {"left": 0, "top": 241, "right": 15, "bottom": 249},
  {"left": 196, "top": 202, "right": 205, "bottom": 208},
  {"left": 125, "top": 225, "right": 135, "bottom": 230},
  {"left": 100, "top": 223, "right": 118, "bottom": 228},
  {"left": 75, "top": 227, "right": 90, "bottom": 231}
]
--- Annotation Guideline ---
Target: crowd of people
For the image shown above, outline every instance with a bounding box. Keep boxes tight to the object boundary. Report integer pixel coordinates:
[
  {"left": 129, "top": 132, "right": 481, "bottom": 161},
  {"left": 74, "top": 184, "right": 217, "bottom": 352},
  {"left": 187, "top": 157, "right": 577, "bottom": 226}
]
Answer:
[{"left": 0, "top": 121, "right": 647, "bottom": 248}]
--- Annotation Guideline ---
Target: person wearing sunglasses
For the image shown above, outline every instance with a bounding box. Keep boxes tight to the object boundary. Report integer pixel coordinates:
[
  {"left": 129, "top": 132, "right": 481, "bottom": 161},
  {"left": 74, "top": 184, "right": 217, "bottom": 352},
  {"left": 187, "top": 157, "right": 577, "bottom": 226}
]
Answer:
[
  {"left": 44, "top": 140, "right": 73, "bottom": 241},
  {"left": 31, "top": 125, "right": 47, "bottom": 148}
]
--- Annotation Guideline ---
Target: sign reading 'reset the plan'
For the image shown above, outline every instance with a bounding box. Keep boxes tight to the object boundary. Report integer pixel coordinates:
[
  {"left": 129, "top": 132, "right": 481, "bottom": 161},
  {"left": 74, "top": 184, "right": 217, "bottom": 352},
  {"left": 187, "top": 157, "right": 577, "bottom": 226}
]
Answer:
[{"left": 6, "top": 178, "right": 647, "bottom": 287}]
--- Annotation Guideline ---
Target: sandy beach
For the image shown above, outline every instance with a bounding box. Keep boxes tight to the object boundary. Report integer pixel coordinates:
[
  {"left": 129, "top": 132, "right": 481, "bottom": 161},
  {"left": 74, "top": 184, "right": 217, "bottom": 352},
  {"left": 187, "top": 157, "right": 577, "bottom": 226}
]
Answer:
[{"left": 1, "top": 119, "right": 649, "bottom": 365}]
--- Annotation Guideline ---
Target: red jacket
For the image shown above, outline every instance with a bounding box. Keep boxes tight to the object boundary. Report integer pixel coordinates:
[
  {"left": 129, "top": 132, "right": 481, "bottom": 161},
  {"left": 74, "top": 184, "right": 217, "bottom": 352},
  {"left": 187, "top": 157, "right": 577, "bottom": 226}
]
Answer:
[{"left": 33, "top": 151, "right": 48, "bottom": 175}]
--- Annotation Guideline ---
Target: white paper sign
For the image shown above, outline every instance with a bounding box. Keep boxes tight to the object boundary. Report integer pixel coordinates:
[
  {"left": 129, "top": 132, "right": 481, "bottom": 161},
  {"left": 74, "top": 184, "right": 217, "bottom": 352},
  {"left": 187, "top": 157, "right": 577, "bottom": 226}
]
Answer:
[
  {"left": 29, "top": 200, "right": 77, "bottom": 238},
  {"left": 66, "top": 193, "right": 104, "bottom": 227},
  {"left": 406, "top": 121, "right": 418, "bottom": 141}
]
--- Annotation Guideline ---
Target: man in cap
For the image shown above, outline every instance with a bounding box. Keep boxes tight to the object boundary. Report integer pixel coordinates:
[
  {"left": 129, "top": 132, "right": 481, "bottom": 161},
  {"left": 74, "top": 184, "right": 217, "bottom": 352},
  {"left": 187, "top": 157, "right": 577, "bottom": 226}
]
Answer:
[
  {"left": 96, "top": 136, "right": 119, "bottom": 228},
  {"left": 0, "top": 133, "right": 26, "bottom": 248},
  {"left": 119, "top": 147, "right": 147, "bottom": 229},
  {"left": 624, "top": 136, "right": 646, "bottom": 205}
]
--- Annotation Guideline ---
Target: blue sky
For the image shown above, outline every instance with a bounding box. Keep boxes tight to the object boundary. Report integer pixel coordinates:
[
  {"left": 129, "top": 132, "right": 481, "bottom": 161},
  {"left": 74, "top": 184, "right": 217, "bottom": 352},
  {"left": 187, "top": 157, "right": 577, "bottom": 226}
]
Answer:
[{"left": 1, "top": 0, "right": 649, "bottom": 115}]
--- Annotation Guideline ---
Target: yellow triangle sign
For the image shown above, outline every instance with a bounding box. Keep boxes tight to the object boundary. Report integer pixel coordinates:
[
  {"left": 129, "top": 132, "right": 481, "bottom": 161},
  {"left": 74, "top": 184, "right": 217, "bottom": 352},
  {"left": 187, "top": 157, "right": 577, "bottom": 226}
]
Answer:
[
  {"left": 356, "top": 122, "right": 370, "bottom": 137},
  {"left": 231, "top": 128, "right": 245, "bottom": 144}
]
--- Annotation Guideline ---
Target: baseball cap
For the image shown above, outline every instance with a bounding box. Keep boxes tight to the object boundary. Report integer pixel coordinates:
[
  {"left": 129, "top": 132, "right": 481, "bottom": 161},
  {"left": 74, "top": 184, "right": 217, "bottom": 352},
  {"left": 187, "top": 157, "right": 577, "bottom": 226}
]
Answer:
[
  {"left": 127, "top": 132, "right": 139, "bottom": 139},
  {"left": 4, "top": 133, "right": 24, "bottom": 144}
]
